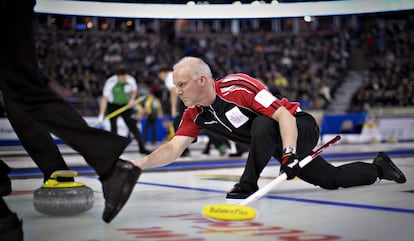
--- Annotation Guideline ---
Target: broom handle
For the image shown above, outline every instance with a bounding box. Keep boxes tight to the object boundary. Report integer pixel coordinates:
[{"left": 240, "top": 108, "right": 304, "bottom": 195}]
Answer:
[
  {"left": 104, "top": 95, "right": 147, "bottom": 121},
  {"left": 240, "top": 135, "right": 341, "bottom": 206}
]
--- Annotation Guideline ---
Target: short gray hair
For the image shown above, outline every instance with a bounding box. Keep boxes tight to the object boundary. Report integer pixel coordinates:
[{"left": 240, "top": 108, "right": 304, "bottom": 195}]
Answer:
[{"left": 173, "top": 56, "right": 212, "bottom": 80}]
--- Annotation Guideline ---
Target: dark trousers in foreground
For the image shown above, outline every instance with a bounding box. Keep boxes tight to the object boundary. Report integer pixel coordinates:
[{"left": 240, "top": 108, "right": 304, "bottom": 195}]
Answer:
[{"left": 0, "top": 0, "right": 129, "bottom": 180}]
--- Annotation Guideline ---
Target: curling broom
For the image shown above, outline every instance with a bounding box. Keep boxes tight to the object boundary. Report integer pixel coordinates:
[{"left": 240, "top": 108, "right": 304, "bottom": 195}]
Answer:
[
  {"left": 94, "top": 95, "right": 147, "bottom": 128},
  {"left": 202, "top": 135, "right": 341, "bottom": 221},
  {"left": 103, "top": 95, "right": 147, "bottom": 121}
]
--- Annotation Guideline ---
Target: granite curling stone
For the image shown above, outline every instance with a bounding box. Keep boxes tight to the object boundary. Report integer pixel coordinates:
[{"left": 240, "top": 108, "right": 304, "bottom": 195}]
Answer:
[{"left": 33, "top": 170, "right": 94, "bottom": 216}]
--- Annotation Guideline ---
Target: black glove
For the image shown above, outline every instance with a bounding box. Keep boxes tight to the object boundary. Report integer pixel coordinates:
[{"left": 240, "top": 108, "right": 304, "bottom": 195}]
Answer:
[{"left": 280, "top": 152, "right": 300, "bottom": 180}]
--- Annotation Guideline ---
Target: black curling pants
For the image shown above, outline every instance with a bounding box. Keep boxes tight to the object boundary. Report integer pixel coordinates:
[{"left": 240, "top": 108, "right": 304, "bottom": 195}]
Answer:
[
  {"left": 0, "top": 0, "right": 130, "bottom": 180},
  {"left": 238, "top": 112, "right": 378, "bottom": 191}
]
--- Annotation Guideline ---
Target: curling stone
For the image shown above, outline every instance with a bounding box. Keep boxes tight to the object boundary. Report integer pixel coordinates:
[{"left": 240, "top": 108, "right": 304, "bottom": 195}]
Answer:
[{"left": 33, "top": 170, "right": 94, "bottom": 216}]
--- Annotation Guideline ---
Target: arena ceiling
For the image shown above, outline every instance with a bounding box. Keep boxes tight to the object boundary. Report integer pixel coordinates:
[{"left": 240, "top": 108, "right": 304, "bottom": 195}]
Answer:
[{"left": 35, "top": 0, "right": 414, "bottom": 19}]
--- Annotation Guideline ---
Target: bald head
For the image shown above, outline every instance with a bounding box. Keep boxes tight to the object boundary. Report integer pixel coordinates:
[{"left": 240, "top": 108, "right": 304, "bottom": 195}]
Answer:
[
  {"left": 173, "top": 56, "right": 212, "bottom": 81},
  {"left": 172, "top": 57, "right": 216, "bottom": 107}
]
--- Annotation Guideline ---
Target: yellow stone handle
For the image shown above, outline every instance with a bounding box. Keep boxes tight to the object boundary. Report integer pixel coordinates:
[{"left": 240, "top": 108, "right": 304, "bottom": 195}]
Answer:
[
  {"left": 50, "top": 170, "right": 78, "bottom": 179},
  {"left": 42, "top": 170, "right": 85, "bottom": 188}
]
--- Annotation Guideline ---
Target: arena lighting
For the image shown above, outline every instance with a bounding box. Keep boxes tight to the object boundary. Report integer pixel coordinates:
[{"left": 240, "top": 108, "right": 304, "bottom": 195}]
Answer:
[
  {"left": 34, "top": 0, "right": 414, "bottom": 19},
  {"left": 303, "top": 15, "right": 312, "bottom": 22}
]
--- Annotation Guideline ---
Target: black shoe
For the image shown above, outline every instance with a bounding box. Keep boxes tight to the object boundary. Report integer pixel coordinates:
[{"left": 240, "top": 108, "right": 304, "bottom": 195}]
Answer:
[
  {"left": 100, "top": 160, "right": 141, "bottom": 223},
  {"left": 0, "top": 211, "right": 23, "bottom": 241},
  {"left": 226, "top": 183, "right": 258, "bottom": 199},
  {"left": 373, "top": 152, "right": 406, "bottom": 183},
  {"left": 229, "top": 152, "right": 243, "bottom": 157},
  {"left": 181, "top": 149, "right": 191, "bottom": 157},
  {"left": 139, "top": 149, "right": 152, "bottom": 154},
  {"left": 0, "top": 160, "right": 12, "bottom": 197}
]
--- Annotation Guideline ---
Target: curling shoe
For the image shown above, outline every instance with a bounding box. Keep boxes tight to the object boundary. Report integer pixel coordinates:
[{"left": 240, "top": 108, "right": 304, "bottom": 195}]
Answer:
[
  {"left": 373, "top": 152, "right": 406, "bottom": 183},
  {"left": 226, "top": 183, "right": 258, "bottom": 200},
  {"left": 101, "top": 159, "right": 141, "bottom": 223},
  {"left": 139, "top": 148, "right": 152, "bottom": 155}
]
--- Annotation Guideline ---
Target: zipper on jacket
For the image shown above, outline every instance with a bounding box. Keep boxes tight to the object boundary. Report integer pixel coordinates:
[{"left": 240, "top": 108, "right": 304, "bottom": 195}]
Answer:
[{"left": 208, "top": 106, "right": 232, "bottom": 132}]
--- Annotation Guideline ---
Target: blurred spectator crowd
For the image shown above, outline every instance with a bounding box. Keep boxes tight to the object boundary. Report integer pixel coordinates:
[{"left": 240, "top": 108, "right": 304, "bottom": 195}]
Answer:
[
  {"left": 349, "top": 14, "right": 414, "bottom": 112},
  {"left": 27, "top": 11, "right": 413, "bottom": 117}
]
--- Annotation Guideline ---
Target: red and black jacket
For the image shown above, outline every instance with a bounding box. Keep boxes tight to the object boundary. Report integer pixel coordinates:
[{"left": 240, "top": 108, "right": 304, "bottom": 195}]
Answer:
[{"left": 175, "top": 73, "right": 301, "bottom": 144}]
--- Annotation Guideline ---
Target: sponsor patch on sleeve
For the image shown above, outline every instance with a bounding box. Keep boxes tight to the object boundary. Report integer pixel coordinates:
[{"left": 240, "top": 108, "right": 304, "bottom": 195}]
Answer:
[{"left": 254, "top": 89, "right": 276, "bottom": 108}]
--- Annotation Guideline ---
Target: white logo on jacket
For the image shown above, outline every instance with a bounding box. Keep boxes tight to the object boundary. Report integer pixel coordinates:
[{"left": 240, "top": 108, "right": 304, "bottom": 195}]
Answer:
[{"left": 225, "top": 106, "right": 248, "bottom": 128}]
